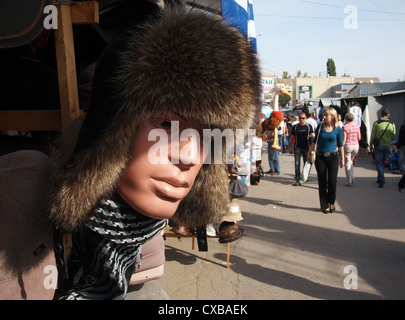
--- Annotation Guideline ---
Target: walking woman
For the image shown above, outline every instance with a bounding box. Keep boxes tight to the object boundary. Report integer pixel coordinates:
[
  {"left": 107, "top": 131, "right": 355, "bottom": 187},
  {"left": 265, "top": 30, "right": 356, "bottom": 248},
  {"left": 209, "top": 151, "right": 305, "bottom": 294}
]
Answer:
[
  {"left": 342, "top": 113, "right": 361, "bottom": 186},
  {"left": 308, "top": 108, "right": 344, "bottom": 213}
]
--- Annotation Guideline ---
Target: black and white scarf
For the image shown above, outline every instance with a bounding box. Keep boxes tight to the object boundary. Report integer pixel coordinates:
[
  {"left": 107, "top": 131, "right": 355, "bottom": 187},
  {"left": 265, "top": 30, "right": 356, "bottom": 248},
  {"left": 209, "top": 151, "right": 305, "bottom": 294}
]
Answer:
[{"left": 60, "top": 199, "right": 167, "bottom": 300}]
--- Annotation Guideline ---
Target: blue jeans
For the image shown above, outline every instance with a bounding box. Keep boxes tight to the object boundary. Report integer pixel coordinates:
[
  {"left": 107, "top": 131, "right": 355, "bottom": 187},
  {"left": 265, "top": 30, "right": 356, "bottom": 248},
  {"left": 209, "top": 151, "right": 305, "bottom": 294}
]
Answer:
[
  {"left": 294, "top": 147, "right": 308, "bottom": 181},
  {"left": 374, "top": 145, "right": 390, "bottom": 185},
  {"left": 278, "top": 133, "right": 284, "bottom": 152},
  {"left": 268, "top": 144, "right": 280, "bottom": 174},
  {"left": 285, "top": 136, "right": 291, "bottom": 152}
]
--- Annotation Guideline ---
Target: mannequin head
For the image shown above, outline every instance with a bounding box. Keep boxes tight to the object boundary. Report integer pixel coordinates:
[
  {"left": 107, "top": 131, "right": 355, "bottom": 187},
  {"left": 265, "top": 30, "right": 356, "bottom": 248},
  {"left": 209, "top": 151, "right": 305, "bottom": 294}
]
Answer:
[{"left": 48, "top": 8, "right": 262, "bottom": 232}]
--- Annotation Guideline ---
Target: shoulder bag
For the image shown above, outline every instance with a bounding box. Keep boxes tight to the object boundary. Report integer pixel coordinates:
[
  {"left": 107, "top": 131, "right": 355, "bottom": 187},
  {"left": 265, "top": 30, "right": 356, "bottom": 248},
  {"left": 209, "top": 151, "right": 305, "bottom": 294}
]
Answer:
[
  {"left": 373, "top": 121, "right": 391, "bottom": 148},
  {"left": 309, "top": 124, "right": 322, "bottom": 163}
]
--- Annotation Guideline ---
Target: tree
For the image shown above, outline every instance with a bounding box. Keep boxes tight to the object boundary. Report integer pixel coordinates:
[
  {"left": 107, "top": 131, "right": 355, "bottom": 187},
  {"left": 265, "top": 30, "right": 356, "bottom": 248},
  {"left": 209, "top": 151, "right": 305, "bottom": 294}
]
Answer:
[
  {"left": 282, "top": 71, "right": 291, "bottom": 79},
  {"left": 327, "top": 58, "right": 336, "bottom": 77},
  {"left": 279, "top": 93, "right": 291, "bottom": 108}
]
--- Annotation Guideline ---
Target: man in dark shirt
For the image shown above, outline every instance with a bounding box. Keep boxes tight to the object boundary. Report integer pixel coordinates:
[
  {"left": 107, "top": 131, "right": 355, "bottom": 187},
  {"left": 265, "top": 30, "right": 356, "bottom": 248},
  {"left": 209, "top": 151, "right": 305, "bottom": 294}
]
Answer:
[{"left": 289, "top": 111, "right": 315, "bottom": 185}]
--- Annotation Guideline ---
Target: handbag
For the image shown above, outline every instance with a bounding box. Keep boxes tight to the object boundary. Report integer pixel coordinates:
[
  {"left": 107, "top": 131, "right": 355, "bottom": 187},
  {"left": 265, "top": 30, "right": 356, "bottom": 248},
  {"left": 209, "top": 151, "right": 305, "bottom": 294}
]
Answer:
[
  {"left": 250, "top": 171, "right": 261, "bottom": 185},
  {"left": 309, "top": 150, "right": 316, "bottom": 163},
  {"left": 309, "top": 124, "right": 322, "bottom": 163}
]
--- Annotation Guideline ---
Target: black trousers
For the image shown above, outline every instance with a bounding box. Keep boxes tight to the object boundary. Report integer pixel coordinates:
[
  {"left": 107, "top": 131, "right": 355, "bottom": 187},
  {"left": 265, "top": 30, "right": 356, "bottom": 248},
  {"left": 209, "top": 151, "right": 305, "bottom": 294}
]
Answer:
[{"left": 315, "top": 153, "right": 339, "bottom": 210}]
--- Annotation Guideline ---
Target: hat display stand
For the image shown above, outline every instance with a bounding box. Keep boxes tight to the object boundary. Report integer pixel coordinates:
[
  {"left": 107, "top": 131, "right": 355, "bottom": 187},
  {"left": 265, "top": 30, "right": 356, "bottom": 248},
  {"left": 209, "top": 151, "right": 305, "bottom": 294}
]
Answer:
[
  {"left": 163, "top": 224, "right": 233, "bottom": 268},
  {"left": 164, "top": 199, "right": 245, "bottom": 268}
]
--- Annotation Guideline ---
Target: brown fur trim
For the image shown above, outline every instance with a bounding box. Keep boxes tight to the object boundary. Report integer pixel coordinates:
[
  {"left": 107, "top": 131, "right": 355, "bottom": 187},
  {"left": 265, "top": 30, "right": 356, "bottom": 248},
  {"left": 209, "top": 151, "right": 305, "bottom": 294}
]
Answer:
[
  {"left": 48, "top": 114, "right": 141, "bottom": 232},
  {"left": 118, "top": 8, "right": 262, "bottom": 131}
]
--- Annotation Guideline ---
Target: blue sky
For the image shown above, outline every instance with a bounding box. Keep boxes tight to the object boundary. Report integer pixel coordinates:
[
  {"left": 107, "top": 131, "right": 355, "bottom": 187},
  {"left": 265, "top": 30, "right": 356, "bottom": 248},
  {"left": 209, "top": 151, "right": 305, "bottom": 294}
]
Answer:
[{"left": 252, "top": 0, "right": 405, "bottom": 82}]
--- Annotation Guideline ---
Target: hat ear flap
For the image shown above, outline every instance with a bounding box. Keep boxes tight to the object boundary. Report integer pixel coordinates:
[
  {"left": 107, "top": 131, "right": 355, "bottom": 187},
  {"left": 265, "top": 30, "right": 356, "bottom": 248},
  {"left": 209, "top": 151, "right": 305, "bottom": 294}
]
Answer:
[{"left": 171, "top": 164, "right": 230, "bottom": 228}]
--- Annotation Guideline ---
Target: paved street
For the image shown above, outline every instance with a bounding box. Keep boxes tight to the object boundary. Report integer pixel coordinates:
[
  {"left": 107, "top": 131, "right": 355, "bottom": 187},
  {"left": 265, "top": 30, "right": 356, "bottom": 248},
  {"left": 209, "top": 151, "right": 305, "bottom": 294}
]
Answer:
[{"left": 153, "top": 146, "right": 405, "bottom": 300}]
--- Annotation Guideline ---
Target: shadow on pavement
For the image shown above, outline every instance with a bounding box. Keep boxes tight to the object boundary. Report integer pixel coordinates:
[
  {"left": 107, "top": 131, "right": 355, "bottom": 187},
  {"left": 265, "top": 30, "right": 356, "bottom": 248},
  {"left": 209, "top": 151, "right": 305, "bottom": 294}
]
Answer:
[
  {"left": 165, "top": 245, "right": 226, "bottom": 268},
  {"left": 214, "top": 253, "right": 383, "bottom": 300},
  {"left": 231, "top": 211, "right": 405, "bottom": 299}
]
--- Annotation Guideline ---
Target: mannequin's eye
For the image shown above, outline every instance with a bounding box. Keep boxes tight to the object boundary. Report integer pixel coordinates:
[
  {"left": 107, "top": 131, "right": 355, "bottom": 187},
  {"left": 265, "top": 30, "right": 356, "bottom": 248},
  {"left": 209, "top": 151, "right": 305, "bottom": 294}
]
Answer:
[{"left": 159, "top": 121, "right": 172, "bottom": 129}]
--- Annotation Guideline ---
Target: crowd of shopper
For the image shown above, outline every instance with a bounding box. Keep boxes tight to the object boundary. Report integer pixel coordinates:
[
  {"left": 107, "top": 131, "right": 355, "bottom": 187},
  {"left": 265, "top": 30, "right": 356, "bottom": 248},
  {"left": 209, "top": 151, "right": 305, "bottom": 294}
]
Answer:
[{"left": 261, "top": 105, "right": 404, "bottom": 214}]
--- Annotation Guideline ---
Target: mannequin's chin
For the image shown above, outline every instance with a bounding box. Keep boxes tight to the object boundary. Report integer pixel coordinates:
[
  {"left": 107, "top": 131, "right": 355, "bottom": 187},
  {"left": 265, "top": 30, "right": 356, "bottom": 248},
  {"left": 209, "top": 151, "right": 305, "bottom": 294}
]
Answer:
[{"left": 125, "top": 194, "right": 182, "bottom": 220}]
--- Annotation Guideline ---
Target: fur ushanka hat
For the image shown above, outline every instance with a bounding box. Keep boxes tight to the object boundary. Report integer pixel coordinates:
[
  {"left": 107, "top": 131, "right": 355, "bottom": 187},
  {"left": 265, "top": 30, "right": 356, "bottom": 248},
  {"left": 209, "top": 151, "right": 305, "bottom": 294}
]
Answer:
[{"left": 48, "top": 8, "right": 262, "bottom": 232}]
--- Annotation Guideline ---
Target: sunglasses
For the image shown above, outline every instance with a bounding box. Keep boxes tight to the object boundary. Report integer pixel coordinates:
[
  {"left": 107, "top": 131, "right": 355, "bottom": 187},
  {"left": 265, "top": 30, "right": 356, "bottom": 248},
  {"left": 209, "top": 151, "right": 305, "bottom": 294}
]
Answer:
[{"left": 299, "top": 117, "right": 306, "bottom": 120}]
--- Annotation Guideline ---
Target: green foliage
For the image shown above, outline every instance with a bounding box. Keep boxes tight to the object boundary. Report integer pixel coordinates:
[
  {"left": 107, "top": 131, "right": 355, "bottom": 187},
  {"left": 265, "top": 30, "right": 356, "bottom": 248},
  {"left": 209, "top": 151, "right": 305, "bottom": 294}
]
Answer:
[
  {"left": 282, "top": 71, "right": 291, "bottom": 79},
  {"left": 279, "top": 93, "right": 291, "bottom": 108},
  {"left": 327, "top": 58, "right": 336, "bottom": 77}
]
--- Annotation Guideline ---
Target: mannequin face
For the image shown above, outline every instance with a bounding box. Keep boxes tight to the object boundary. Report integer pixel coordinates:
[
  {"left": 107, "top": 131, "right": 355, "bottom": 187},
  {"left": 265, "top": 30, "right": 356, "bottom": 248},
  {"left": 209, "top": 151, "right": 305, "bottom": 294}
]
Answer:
[{"left": 116, "top": 113, "right": 207, "bottom": 219}]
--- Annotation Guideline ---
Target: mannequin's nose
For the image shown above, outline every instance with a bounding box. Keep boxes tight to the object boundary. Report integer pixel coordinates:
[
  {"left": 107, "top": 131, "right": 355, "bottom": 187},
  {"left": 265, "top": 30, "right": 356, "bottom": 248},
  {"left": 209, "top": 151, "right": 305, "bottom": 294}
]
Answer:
[{"left": 177, "top": 131, "right": 201, "bottom": 167}]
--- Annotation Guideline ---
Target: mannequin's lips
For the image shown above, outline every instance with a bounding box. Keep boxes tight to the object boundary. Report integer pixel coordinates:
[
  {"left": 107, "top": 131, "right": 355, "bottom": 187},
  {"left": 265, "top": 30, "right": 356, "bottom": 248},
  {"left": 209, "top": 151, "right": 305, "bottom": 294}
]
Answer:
[{"left": 152, "top": 178, "right": 190, "bottom": 200}]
